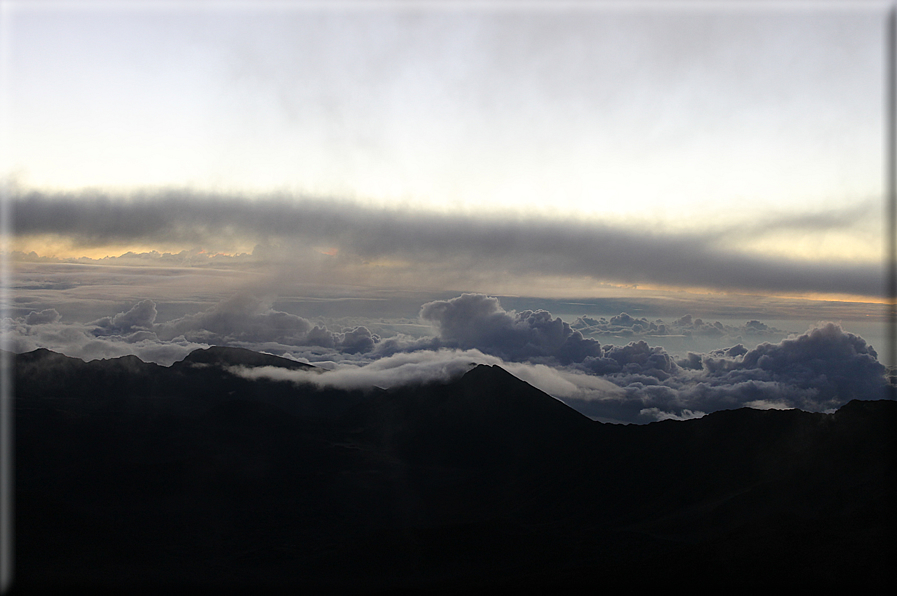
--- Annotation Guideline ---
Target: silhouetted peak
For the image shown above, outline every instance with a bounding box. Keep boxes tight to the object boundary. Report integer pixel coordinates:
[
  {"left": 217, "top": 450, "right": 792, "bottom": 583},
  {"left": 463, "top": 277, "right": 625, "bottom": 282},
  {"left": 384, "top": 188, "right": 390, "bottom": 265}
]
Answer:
[
  {"left": 459, "top": 363, "right": 531, "bottom": 390},
  {"left": 836, "top": 398, "right": 897, "bottom": 416},
  {"left": 179, "top": 345, "right": 316, "bottom": 371},
  {"left": 462, "top": 363, "right": 514, "bottom": 379},
  {"left": 17, "top": 347, "right": 65, "bottom": 360},
  {"left": 455, "top": 363, "right": 593, "bottom": 429},
  {"left": 105, "top": 354, "right": 146, "bottom": 365},
  {"left": 831, "top": 399, "right": 897, "bottom": 435},
  {"left": 14, "top": 348, "right": 83, "bottom": 367}
]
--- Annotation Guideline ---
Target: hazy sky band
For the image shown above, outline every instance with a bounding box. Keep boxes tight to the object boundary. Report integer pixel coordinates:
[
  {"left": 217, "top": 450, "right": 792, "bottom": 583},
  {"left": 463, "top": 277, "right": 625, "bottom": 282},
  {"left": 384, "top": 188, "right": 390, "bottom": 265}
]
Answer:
[
  {"left": 2, "top": 3, "right": 884, "bottom": 217},
  {"left": 11, "top": 191, "right": 884, "bottom": 299}
]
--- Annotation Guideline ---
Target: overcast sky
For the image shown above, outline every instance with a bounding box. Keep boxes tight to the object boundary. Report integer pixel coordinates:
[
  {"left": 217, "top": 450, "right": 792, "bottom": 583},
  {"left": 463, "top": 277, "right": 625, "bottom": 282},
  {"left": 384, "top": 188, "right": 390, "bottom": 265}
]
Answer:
[{"left": 1, "top": 1, "right": 891, "bottom": 306}]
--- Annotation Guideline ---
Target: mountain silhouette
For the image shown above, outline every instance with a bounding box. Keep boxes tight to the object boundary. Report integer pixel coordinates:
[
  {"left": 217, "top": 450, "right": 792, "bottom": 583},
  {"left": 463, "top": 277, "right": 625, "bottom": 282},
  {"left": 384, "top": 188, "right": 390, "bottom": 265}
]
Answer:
[
  {"left": 9, "top": 347, "right": 896, "bottom": 593},
  {"left": 175, "top": 345, "right": 317, "bottom": 371}
]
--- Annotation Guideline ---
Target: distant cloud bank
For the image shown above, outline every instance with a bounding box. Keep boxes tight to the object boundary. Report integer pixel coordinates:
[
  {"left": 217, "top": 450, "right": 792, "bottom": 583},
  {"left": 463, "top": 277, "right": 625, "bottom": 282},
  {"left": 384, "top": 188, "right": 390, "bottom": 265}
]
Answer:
[
  {"left": 3, "top": 292, "right": 890, "bottom": 424},
  {"left": 9, "top": 190, "right": 884, "bottom": 298}
]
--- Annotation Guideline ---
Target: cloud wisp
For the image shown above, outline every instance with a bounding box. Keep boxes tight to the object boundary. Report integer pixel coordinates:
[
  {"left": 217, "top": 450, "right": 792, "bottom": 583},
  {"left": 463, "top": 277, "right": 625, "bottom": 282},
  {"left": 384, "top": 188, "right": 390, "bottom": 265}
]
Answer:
[{"left": 10, "top": 190, "right": 884, "bottom": 298}]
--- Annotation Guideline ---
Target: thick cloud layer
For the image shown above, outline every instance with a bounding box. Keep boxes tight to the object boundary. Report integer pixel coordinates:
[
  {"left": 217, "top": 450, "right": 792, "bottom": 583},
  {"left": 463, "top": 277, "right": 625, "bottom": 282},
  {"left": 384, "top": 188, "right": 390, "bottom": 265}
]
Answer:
[
  {"left": 3, "top": 311, "right": 205, "bottom": 365},
  {"left": 571, "top": 312, "right": 786, "bottom": 345},
  {"left": 3, "top": 294, "right": 380, "bottom": 365},
  {"left": 11, "top": 190, "right": 883, "bottom": 298},
  {"left": 127, "top": 294, "right": 378, "bottom": 355},
  {"left": 3, "top": 293, "right": 890, "bottom": 423}
]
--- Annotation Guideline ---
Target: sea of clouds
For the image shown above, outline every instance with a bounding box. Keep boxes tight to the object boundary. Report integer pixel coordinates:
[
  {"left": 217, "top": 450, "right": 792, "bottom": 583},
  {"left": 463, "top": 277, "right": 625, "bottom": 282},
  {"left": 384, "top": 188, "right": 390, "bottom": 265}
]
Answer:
[{"left": 3, "top": 292, "right": 890, "bottom": 423}]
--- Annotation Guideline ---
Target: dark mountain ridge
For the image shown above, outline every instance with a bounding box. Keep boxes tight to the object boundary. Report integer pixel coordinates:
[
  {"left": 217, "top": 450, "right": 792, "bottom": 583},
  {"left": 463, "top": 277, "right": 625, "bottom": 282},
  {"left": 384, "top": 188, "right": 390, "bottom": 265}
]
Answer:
[
  {"left": 8, "top": 347, "right": 896, "bottom": 593},
  {"left": 175, "top": 345, "right": 317, "bottom": 371}
]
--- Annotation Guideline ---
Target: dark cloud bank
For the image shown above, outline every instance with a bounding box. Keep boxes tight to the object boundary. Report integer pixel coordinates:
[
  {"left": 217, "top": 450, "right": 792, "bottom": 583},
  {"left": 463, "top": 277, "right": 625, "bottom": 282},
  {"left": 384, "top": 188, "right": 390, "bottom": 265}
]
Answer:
[
  {"left": 11, "top": 190, "right": 884, "bottom": 297},
  {"left": 4, "top": 292, "right": 890, "bottom": 424}
]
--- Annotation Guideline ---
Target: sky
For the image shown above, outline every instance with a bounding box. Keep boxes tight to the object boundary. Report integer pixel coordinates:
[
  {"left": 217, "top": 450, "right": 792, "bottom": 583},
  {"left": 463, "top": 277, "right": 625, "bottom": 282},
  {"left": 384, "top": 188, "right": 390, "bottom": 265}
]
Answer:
[{"left": 1, "top": 0, "right": 894, "bottom": 421}]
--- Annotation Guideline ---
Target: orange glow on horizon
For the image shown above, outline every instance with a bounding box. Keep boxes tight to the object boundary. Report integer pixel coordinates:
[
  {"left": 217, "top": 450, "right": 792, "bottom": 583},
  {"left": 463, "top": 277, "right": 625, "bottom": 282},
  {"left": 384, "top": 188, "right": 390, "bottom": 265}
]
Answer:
[
  {"left": 6, "top": 240, "right": 889, "bottom": 308},
  {"left": 8, "top": 236, "right": 251, "bottom": 261}
]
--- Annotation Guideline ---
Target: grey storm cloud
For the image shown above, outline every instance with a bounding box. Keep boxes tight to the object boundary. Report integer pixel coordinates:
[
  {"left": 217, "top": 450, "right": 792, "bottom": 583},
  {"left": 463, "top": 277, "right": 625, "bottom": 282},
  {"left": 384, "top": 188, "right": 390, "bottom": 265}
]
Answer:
[
  {"left": 577, "top": 341, "right": 678, "bottom": 378},
  {"left": 566, "top": 321, "right": 889, "bottom": 423},
  {"left": 725, "top": 323, "right": 885, "bottom": 402},
  {"left": 108, "top": 299, "right": 157, "bottom": 332},
  {"left": 419, "top": 293, "right": 602, "bottom": 364},
  {"left": 11, "top": 190, "right": 883, "bottom": 297},
  {"left": 24, "top": 308, "right": 61, "bottom": 325}
]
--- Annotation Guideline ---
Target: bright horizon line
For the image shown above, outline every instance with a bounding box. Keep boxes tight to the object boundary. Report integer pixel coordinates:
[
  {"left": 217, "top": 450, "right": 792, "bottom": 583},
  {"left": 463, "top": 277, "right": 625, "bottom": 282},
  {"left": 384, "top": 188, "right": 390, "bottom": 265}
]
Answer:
[{"left": 7, "top": 247, "right": 891, "bottom": 309}]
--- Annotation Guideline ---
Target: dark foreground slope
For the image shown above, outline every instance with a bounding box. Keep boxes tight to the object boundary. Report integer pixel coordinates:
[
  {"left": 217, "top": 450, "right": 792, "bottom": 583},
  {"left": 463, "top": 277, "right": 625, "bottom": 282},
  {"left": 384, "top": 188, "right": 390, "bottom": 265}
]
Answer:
[{"left": 9, "top": 348, "right": 897, "bottom": 594}]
